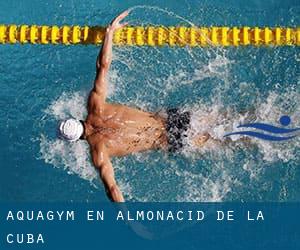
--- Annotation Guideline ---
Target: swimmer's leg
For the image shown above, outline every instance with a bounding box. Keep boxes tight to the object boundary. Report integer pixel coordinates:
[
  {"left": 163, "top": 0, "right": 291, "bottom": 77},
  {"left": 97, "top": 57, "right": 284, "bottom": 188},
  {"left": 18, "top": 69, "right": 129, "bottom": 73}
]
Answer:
[
  {"left": 192, "top": 133, "right": 254, "bottom": 148},
  {"left": 190, "top": 115, "right": 216, "bottom": 147},
  {"left": 189, "top": 107, "right": 259, "bottom": 149},
  {"left": 192, "top": 132, "right": 211, "bottom": 147}
]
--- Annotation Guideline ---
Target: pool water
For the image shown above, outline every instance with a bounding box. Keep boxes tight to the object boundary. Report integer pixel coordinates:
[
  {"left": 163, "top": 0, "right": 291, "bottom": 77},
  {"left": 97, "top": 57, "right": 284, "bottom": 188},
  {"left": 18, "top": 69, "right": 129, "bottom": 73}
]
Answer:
[{"left": 0, "top": 0, "right": 299, "bottom": 202}]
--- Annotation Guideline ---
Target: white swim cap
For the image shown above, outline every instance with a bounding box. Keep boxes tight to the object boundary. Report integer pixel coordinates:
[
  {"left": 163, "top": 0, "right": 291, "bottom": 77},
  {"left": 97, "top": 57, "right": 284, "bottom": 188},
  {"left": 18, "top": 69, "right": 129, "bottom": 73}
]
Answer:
[{"left": 58, "top": 118, "right": 84, "bottom": 142}]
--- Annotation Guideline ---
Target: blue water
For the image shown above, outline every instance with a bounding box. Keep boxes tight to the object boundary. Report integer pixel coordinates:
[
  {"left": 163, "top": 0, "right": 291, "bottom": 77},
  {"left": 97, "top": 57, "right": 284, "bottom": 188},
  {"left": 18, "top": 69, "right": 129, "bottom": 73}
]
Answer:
[{"left": 0, "top": 0, "right": 299, "bottom": 202}]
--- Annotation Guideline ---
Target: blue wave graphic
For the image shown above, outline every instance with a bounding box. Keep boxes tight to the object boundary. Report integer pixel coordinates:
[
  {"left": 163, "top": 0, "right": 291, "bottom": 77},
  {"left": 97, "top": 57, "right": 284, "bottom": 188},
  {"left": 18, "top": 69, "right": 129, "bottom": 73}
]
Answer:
[
  {"left": 237, "top": 123, "right": 300, "bottom": 134},
  {"left": 224, "top": 116, "right": 299, "bottom": 141},
  {"left": 224, "top": 131, "right": 297, "bottom": 141}
]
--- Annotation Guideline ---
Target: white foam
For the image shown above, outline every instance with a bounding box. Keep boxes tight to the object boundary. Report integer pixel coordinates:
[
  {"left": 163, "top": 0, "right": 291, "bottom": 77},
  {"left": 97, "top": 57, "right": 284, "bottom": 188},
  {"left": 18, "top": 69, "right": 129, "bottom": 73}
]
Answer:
[
  {"left": 181, "top": 89, "right": 300, "bottom": 163},
  {"left": 38, "top": 72, "right": 300, "bottom": 203},
  {"left": 37, "top": 7, "right": 299, "bottom": 202},
  {"left": 253, "top": 90, "right": 300, "bottom": 162},
  {"left": 39, "top": 92, "right": 98, "bottom": 185},
  {"left": 45, "top": 92, "right": 87, "bottom": 120},
  {"left": 39, "top": 134, "right": 97, "bottom": 183}
]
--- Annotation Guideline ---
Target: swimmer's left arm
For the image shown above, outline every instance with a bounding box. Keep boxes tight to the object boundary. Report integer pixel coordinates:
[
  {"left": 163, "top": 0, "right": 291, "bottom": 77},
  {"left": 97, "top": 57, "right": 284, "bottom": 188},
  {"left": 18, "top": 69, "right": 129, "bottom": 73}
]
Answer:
[
  {"left": 92, "top": 143, "right": 125, "bottom": 202},
  {"left": 93, "top": 11, "right": 129, "bottom": 100}
]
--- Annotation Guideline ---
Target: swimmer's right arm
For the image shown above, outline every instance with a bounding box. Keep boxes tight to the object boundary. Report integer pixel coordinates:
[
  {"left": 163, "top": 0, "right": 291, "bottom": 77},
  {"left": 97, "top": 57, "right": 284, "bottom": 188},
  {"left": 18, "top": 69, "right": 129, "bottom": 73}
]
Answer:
[
  {"left": 93, "top": 11, "right": 129, "bottom": 100},
  {"left": 92, "top": 144, "right": 125, "bottom": 202}
]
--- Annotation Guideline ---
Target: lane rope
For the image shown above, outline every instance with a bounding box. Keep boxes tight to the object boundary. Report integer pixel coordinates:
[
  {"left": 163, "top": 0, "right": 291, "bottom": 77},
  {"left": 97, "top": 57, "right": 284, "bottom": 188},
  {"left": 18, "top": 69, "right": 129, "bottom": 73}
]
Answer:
[{"left": 0, "top": 25, "right": 299, "bottom": 46}]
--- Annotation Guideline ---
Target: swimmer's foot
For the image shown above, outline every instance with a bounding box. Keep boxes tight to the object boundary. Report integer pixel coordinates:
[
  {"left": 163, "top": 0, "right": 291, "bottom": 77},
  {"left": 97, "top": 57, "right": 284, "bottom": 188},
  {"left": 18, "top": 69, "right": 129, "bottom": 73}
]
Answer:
[{"left": 193, "top": 133, "right": 210, "bottom": 147}]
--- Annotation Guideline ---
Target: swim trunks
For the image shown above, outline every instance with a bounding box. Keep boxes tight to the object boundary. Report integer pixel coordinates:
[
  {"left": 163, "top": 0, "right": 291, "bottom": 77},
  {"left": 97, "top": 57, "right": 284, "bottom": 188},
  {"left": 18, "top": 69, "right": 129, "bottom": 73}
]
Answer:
[{"left": 166, "top": 108, "right": 191, "bottom": 153}]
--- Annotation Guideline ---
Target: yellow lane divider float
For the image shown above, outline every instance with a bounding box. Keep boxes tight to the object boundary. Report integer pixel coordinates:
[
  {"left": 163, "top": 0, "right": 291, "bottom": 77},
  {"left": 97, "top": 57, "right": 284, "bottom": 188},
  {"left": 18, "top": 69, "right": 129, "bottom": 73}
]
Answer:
[{"left": 0, "top": 25, "right": 299, "bottom": 46}]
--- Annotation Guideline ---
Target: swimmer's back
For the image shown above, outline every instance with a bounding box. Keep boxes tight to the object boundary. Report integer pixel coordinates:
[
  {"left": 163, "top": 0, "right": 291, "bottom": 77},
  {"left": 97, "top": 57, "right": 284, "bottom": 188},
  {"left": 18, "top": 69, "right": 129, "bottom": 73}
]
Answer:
[{"left": 86, "top": 102, "right": 168, "bottom": 156}]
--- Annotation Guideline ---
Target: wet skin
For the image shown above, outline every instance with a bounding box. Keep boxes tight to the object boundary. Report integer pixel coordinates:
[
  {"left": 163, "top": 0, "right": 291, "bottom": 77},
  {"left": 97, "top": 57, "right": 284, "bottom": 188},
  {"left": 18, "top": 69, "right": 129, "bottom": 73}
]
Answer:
[
  {"left": 80, "top": 11, "right": 209, "bottom": 202},
  {"left": 84, "top": 95, "right": 168, "bottom": 157},
  {"left": 79, "top": 11, "right": 163, "bottom": 203}
]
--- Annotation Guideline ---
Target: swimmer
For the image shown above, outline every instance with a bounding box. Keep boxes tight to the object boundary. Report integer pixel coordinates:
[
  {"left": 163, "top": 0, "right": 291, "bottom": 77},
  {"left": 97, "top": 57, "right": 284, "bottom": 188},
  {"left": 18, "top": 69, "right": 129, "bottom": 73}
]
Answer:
[{"left": 58, "top": 11, "right": 210, "bottom": 202}]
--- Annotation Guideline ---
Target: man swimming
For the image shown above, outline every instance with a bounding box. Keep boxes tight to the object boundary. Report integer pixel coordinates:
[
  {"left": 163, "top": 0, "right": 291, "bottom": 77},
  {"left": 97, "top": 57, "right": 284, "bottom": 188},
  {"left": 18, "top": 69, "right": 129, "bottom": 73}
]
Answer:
[{"left": 58, "top": 11, "right": 210, "bottom": 202}]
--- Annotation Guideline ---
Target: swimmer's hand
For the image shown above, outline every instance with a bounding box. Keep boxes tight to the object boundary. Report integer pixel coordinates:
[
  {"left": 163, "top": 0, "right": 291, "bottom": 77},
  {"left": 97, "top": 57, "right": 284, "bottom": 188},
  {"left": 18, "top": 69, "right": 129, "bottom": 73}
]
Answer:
[
  {"left": 94, "top": 10, "right": 129, "bottom": 101},
  {"left": 107, "top": 10, "right": 129, "bottom": 33}
]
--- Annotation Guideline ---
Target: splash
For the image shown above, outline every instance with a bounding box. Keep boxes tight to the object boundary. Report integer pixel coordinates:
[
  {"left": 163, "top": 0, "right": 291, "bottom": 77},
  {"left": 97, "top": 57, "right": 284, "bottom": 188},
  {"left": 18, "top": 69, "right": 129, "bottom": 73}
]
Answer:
[
  {"left": 38, "top": 6, "right": 299, "bottom": 202},
  {"left": 184, "top": 90, "right": 300, "bottom": 161},
  {"left": 45, "top": 92, "right": 87, "bottom": 120},
  {"left": 39, "top": 88, "right": 300, "bottom": 202},
  {"left": 39, "top": 134, "right": 97, "bottom": 183},
  {"left": 39, "top": 92, "right": 98, "bottom": 186}
]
